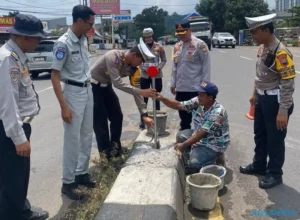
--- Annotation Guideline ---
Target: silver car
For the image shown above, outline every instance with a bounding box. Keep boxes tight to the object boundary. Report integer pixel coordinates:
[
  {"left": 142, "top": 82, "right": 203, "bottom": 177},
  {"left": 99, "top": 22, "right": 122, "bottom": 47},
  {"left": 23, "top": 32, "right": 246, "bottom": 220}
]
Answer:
[
  {"left": 26, "top": 39, "right": 56, "bottom": 78},
  {"left": 212, "top": 32, "right": 236, "bottom": 48}
]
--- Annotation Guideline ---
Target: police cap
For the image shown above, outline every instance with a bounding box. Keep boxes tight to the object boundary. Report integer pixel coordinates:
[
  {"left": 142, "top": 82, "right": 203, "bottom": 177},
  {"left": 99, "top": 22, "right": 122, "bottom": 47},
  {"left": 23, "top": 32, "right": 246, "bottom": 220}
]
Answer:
[{"left": 175, "top": 20, "right": 190, "bottom": 36}]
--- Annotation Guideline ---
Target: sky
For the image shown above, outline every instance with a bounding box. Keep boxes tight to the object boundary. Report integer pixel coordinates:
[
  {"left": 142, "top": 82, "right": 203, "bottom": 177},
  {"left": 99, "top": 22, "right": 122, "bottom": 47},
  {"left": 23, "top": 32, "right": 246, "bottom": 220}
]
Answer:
[{"left": 1, "top": 0, "right": 276, "bottom": 25}]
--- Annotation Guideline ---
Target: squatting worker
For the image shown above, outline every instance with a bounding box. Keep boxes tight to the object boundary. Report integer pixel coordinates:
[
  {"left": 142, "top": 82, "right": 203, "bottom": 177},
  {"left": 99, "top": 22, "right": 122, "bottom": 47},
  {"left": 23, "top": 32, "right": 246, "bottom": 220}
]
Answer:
[
  {"left": 51, "top": 5, "right": 96, "bottom": 201},
  {"left": 156, "top": 81, "right": 230, "bottom": 175},
  {"left": 139, "top": 27, "right": 167, "bottom": 129},
  {"left": 0, "top": 14, "right": 49, "bottom": 220},
  {"left": 171, "top": 20, "right": 211, "bottom": 131},
  {"left": 240, "top": 13, "right": 295, "bottom": 189},
  {"left": 91, "top": 37, "right": 156, "bottom": 160}
]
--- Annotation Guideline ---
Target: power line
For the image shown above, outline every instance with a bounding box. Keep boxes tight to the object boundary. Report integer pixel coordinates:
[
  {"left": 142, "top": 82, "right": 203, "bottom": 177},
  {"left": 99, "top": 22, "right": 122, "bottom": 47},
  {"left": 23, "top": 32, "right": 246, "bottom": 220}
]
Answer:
[
  {"left": 121, "top": 3, "right": 196, "bottom": 6},
  {"left": 4, "top": 0, "right": 78, "bottom": 9},
  {"left": 0, "top": 7, "right": 72, "bottom": 16}
]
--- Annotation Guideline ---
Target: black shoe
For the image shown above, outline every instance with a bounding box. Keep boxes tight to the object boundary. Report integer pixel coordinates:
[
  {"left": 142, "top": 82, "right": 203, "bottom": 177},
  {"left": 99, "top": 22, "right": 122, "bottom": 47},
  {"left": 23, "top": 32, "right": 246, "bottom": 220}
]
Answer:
[
  {"left": 27, "top": 211, "right": 49, "bottom": 220},
  {"left": 139, "top": 121, "right": 145, "bottom": 130},
  {"left": 239, "top": 164, "right": 266, "bottom": 175},
  {"left": 259, "top": 175, "right": 282, "bottom": 189},
  {"left": 75, "top": 173, "right": 96, "bottom": 188},
  {"left": 110, "top": 141, "right": 122, "bottom": 158},
  {"left": 61, "top": 183, "right": 84, "bottom": 200}
]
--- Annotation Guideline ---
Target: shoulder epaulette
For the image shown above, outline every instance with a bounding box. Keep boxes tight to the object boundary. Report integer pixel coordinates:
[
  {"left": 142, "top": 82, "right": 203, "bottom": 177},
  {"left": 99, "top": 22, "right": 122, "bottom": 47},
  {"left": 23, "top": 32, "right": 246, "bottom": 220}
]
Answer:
[{"left": 10, "top": 51, "right": 19, "bottom": 62}]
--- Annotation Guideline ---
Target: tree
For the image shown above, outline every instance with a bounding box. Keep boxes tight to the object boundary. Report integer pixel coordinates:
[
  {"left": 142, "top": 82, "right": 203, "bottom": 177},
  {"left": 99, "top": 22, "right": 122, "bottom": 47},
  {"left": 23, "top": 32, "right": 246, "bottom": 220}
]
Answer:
[
  {"left": 164, "top": 12, "right": 188, "bottom": 35},
  {"left": 50, "top": 29, "right": 62, "bottom": 36},
  {"left": 7, "top": 11, "right": 19, "bottom": 17},
  {"left": 224, "top": 0, "right": 269, "bottom": 36},
  {"left": 195, "top": 0, "right": 226, "bottom": 32},
  {"left": 285, "top": 6, "right": 300, "bottom": 27},
  {"left": 133, "top": 6, "right": 168, "bottom": 39},
  {"left": 195, "top": 0, "right": 269, "bottom": 36}
]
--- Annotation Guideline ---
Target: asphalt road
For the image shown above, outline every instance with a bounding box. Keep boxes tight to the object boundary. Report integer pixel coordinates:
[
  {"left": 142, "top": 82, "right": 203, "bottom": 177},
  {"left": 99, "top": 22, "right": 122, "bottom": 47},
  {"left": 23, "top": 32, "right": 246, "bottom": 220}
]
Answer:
[{"left": 26, "top": 46, "right": 300, "bottom": 220}]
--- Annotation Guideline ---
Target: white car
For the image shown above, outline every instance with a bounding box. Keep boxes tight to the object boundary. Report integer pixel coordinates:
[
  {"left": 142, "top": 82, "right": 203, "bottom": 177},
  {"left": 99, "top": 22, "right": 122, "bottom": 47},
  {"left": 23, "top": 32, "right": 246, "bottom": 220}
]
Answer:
[{"left": 212, "top": 32, "right": 236, "bottom": 48}]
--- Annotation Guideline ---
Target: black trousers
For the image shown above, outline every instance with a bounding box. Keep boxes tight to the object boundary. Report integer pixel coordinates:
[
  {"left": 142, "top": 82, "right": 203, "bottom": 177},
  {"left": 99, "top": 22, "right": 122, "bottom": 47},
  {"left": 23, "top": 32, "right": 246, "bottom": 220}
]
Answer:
[
  {"left": 175, "top": 91, "right": 199, "bottom": 130},
  {"left": 253, "top": 94, "right": 294, "bottom": 178},
  {"left": 92, "top": 84, "right": 123, "bottom": 152},
  {"left": 140, "top": 77, "right": 163, "bottom": 111},
  {"left": 0, "top": 121, "right": 32, "bottom": 220}
]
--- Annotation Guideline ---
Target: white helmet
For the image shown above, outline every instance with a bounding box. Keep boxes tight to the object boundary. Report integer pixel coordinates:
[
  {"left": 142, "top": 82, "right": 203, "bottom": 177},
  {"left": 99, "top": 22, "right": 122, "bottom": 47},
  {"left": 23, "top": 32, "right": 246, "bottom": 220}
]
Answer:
[{"left": 143, "top": 28, "right": 154, "bottom": 37}]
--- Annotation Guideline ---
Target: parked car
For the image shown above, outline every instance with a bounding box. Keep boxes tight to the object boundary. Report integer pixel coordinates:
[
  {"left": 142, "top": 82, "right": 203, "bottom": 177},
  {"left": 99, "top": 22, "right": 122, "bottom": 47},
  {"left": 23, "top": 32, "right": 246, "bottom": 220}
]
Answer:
[
  {"left": 126, "top": 39, "right": 137, "bottom": 48},
  {"left": 26, "top": 39, "right": 56, "bottom": 78},
  {"left": 212, "top": 32, "right": 236, "bottom": 48}
]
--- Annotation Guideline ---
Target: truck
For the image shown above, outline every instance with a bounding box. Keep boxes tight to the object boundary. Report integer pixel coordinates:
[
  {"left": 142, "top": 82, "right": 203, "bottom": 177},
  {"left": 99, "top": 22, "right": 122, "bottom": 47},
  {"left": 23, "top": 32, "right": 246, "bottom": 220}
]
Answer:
[{"left": 185, "top": 13, "right": 212, "bottom": 50}]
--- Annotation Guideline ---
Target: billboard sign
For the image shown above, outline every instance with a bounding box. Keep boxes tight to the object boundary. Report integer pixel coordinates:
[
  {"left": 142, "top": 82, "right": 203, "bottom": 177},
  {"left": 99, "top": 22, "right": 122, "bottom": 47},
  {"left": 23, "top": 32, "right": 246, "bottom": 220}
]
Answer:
[
  {"left": 0, "top": 17, "right": 15, "bottom": 33},
  {"left": 86, "top": 27, "right": 95, "bottom": 37},
  {"left": 90, "top": 0, "right": 120, "bottom": 15},
  {"left": 114, "top": 10, "right": 131, "bottom": 22}
]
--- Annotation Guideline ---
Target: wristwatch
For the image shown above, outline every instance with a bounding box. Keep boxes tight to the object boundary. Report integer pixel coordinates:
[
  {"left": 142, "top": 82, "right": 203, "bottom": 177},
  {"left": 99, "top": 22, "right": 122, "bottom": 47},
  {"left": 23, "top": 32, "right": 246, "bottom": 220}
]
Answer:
[{"left": 141, "top": 112, "right": 149, "bottom": 118}]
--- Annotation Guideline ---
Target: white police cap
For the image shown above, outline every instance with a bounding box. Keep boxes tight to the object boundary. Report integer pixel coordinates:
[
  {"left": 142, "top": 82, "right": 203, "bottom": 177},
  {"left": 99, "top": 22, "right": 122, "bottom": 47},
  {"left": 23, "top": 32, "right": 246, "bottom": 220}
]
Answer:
[
  {"left": 245, "top": 13, "right": 277, "bottom": 30},
  {"left": 143, "top": 28, "right": 154, "bottom": 37},
  {"left": 138, "top": 37, "right": 155, "bottom": 61}
]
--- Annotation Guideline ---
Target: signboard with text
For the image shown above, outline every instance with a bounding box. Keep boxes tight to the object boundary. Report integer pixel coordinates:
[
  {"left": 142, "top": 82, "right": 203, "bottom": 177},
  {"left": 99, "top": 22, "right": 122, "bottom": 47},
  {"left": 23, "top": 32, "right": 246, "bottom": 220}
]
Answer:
[
  {"left": 114, "top": 10, "right": 131, "bottom": 22},
  {"left": 90, "top": 0, "right": 120, "bottom": 15},
  {"left": 0, "top": 17, "right": 15, "bottom": 33}
]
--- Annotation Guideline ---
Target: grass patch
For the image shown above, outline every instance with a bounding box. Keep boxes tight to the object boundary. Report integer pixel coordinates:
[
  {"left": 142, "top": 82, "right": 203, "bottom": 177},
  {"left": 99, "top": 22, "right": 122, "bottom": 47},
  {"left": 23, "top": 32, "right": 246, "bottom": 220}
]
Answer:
[{"left": 62, "top": 151, "right": 130, "bottom": 220}]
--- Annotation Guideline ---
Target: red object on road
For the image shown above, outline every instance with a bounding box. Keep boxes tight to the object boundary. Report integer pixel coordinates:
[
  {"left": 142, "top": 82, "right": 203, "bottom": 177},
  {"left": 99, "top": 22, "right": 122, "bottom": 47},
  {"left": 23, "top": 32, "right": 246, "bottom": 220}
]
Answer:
[{"left": 147, "top": 66, "right": 158, "bottom": 78}]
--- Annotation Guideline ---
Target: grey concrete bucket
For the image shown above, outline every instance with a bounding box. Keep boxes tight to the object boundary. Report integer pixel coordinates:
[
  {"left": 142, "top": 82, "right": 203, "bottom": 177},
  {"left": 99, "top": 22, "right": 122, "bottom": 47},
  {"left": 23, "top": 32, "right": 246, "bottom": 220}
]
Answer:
[
  {"left": 200, "top": 165, "right": 226, "bottom": 190},
  {"left": 186, "top": 173, "right": 221, "bottom": 211},
  {"left": 146, "top": 110, "right": 168, "bottom": 136}
]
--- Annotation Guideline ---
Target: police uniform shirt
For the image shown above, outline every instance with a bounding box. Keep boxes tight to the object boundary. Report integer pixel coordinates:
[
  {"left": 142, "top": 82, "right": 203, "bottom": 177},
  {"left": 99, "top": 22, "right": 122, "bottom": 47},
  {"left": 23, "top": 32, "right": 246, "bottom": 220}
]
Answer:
[
  {"left": 51, "top": 29, "right": 90, "bottom": 82},
  {"left": 256, "top": 37, "right": 295, "bottom": 115},
  {"left": 140, "top": 42, "right": 167, "bottom": 78},
  {"left": 0, "top": 40, "right": 40, "bottom": 145},
  {"left": 91, "top": 50, "right": 147, "bottom": 114},
  {"left": 171, "top": 35, "right": 211, "bottom": 92}
]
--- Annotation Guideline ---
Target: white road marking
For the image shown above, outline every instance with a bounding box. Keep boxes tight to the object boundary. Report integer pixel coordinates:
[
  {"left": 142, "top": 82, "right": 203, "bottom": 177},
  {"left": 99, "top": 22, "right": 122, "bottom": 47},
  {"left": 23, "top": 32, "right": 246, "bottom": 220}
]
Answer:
[
  {"left": 296, "top": 71, "right": 300, "bottom": 74},
  {"left": 37, "top": 86, "right": 53, "bottom": 93},
  {"left": 240, "top": 56, "right": 254, "bottom": 61},
  {"left": 218, "top": 50, "right": 226, "bottom": 53}
]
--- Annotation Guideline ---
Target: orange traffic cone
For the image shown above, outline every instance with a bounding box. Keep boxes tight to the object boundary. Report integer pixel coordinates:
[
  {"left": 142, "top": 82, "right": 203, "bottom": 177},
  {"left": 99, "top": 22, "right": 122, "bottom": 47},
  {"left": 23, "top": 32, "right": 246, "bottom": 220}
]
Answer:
[{"left": 245, "top": 105, "right": 255, "bottom": 120}]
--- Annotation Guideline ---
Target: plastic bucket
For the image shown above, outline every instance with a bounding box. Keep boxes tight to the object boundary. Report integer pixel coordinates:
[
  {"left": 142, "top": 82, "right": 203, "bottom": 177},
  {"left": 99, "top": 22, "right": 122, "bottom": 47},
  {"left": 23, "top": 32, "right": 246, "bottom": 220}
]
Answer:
[
  {"left": 200, "top": 165, "right": 226, "bottom": 190},
  {"left": 146, "top": 111, "right": 168, "bottom": 136},
  {"left": 187, "top": 173, "right": 221, "bottom": 211}
]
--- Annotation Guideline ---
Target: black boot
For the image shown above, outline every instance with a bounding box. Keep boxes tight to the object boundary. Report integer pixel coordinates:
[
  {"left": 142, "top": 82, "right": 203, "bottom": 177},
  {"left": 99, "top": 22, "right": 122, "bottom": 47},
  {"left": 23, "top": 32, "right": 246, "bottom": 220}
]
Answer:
[
  {"left": 61, "top": 182, "right": 84, "bottom": 200},
  {"left": 139, "top": 121, "right": 145, "bottom": 130},
  {"left": 25, "top": 211, "right": 49, "bottom": 220},
  {"left": 110, "top": 141, "right": 122, "bottom": 158},
  {"left": 75, "top": 173, "right": 96, "bottom": 188},
  {"left": 239, "top": 163, "right": 266, "bottom": 175},
  {"left": 259, "top": 174, "right": 282, "bottom": 189}
]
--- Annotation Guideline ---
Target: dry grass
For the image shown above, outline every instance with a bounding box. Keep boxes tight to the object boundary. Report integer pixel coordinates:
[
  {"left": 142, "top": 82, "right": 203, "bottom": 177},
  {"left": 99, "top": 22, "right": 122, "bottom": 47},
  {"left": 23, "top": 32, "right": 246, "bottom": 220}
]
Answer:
[{"left": 63, "top": 151, "right": 130, "bottom": 220}]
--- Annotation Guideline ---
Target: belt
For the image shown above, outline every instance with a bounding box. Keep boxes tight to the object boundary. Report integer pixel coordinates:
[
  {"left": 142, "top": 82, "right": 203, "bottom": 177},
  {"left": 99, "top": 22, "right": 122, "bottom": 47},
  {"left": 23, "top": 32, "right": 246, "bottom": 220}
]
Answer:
[
  {"left": 65, "top": 80, "right": 91, "bottom": 87},
  {"left": 91, "top": 79, "right": 111, "bottom": 87},
  {"left": 256, "top": 88, "right": 278, "bottom": 95},
  {"left": 21, "top": 116, "right": 34, "bottom": 123}
]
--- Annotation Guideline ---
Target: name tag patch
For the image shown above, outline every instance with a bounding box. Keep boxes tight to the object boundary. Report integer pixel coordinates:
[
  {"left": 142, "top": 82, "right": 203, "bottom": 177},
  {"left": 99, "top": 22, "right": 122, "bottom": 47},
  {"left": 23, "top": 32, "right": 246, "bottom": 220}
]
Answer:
[
  {"left": 10, "top": 67, "right": 20, "bottom": 83},
  {"left": 71, "top": 50, "right": 79, "bottom": 55},
  {"left": 55, "top": 47, "right": 66, "bottom": 60}
]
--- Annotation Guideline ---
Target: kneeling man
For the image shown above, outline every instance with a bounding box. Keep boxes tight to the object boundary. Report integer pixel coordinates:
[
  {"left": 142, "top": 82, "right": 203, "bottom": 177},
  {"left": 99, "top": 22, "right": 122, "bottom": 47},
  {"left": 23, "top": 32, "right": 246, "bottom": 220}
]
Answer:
[{"left": 157, "top": 81, "right": 230, "bottom": 174}]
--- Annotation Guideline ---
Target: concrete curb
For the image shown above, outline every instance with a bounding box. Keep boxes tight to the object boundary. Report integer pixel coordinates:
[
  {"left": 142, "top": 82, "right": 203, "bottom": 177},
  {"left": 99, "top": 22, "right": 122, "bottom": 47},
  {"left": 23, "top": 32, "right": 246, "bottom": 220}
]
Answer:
[{"left": 95, "top": 123, "right": 185, "bottom": 220}]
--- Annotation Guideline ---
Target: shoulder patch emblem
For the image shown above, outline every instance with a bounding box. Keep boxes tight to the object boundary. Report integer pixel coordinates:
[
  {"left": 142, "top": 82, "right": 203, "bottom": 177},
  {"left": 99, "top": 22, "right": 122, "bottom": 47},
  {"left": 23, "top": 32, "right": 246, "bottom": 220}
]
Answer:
[
  {"left": 277, "top": 53, "right": 288, "bottom": 67},
  {"left": 10, "top": 51, "right": 19, "bottom": 62},
  {"left": 10, "top": 67, "right": 20, "bottom": 83},
  {"left": 55, "top": 47, "right": 66, "bottom": 60},
  {"left": 200, "top": 44, "right": 207, "bottom": 53}
]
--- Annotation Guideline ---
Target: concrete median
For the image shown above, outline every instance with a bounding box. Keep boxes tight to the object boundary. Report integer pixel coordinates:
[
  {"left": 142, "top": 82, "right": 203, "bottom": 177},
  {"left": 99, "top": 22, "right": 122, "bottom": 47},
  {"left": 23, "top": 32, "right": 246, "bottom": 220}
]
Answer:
[{"left": 95, "top": 126, "right": 185, "bottom": 220}]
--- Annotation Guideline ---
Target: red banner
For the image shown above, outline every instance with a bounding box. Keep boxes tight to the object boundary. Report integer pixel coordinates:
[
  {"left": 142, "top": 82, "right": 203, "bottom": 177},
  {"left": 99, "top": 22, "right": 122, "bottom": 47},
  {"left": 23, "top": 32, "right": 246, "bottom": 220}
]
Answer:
[
  {"left": 90, "top": 0, "right": 120, "bottom": 15},
  {"left": 0, "top": 17, "right": 15, "bottom": 27}
]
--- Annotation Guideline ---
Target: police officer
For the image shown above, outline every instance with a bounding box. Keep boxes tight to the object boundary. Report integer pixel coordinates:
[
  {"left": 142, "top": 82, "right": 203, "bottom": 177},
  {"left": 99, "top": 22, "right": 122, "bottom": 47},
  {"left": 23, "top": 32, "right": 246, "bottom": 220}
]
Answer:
[
  {"left": 240, "top": 14, "right": 295, "bottom": 189},
  {"left": 51, "top": 5, "right": 96, "bottom": 200},
  {"left": 171, "top": 20, "right": 211, "bottom": 131},
  {"left": 139, "top": 28, "right": 167, "bottom": 129},
  {"left": 91, "top": 38, "right": 156, "bottom": 159},
  {"left": 0, "top": 14, "right": 49, "bottom": 220}
]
